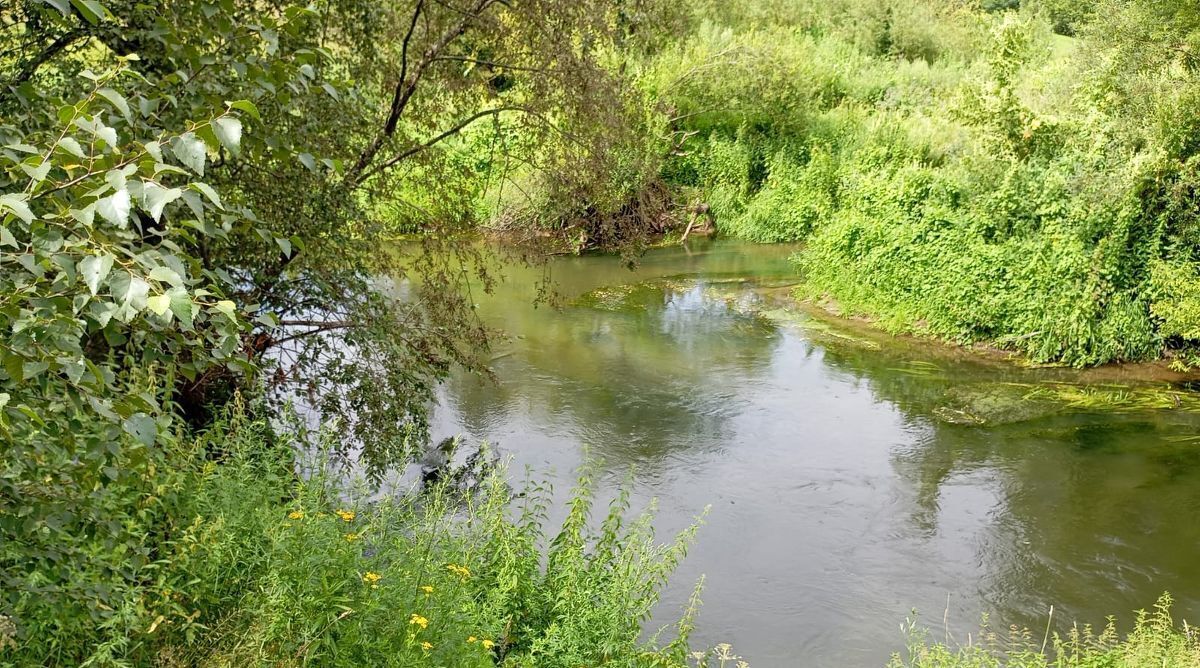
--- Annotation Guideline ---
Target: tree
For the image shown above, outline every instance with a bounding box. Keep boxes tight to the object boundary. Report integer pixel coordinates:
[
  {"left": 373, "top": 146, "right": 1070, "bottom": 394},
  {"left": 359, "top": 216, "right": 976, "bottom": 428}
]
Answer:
[{"left": 1, "top": 0, "right": 673, "bottom": 477}]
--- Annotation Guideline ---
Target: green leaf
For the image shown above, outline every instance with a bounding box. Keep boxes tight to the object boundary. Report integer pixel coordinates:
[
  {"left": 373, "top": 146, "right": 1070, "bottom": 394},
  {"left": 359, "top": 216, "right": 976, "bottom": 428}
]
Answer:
[
  {"left": 69, "top": 0, "right": 106, "bottom": 25},
  {"left": 42, "top": 0, "right": 71, "bottom": 16},
  {"left": 141, "top": 182, "right": 183, "bottom": 222},
  {"left": 89, "top": 300, "right": 117, "bottom": 328},
  {"left": 180, "top": 190, "right": 205, "bottom": 222},
  {"left": 214, "top": 299, "right": 238, "bottom": 319},
  {"left": 146, "top": 294, "right": 171, "bottom": 316},
  {"left": 122, "top": 413, "right": 157, "bottom": 446},
  {"left": 105, "top": 169, "right": 127, "bottom": 192},
  {"left": 190, "top": 182, "right": 223, "bottom": 209},
  {"left": 298, "top": 152, "right": 317, "bottom": 172},
  {"left": 113, "top": 271, "right": 149, "bottom": 309},
  {"left": 275, "top": 236, "right": 293, "bottom": 257},
  {"left": 20, "top": 159, "right": 51, "bottom": 183},
  {"left": 168, "top": 288, "right": 195, "bottom": 330},
  {"left": 143, "top": 140, "right": 163, "bottom": 162},
  {"left": 97, "top": 88, "right": 131, "bottom": 123},
  {"left": 79, "top": 254, "right": 114, "bottom": 296},
  {"left": 97, "top": 188, "right": 131, "bottom": 227},
  {"left": 0, "top": 227, "right": 16, "bottom": 248},
  {"left": 138, "top": 96, "right": 160, "bottom": 118},
  {"left": 171, "top": 133, "right": 207, "bottom": 175},
  {"left": 227, "top": 99, "right": 261, "bottom": 120},
  {"left": 0, "top": 194, "right": 34, "bottom": 224},
  {"left": 96, "top": 122, "right": 118, "bottom": 150},
  {"left": 57, "top": 136, "right": 86, "bottom": 158},
  {"left": 212, "top": 117, "right": 243, "bottom": 157},
  {"left": 70, "top": 204, "right": 96, "bottom": 226},
  {"left": 148, "top": 266, "right": 183, "bottom": 286},
  {"left": 3, "top": 353, "right": 23, "bottom": 382}
]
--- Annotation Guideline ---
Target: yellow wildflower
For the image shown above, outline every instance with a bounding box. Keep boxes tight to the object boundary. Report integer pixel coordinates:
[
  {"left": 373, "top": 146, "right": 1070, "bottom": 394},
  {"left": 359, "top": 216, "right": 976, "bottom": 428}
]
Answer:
[
  {"left": 467, "top": 636, "right": 477, "bottom": 643},
  {"left": 362, "top": 572, "right": 382, "bottom": 585},
  {"left": 409, "top": 613, "right": 429, "bottom": 629},
  {"left": 420, "top": 641, "right": 433, "bottom": 652},
  {"left": 287, "top": 510, "right": 304, "bottom": 520},
  {"left": 481, "top": 639, "right": 495, "bottom": 649},
  {"left": 420, "top": 585, "right": 433, "bottom": 595},
  {"left": 336, "top": 509, "right": 355, "bottom": 522},
  {"left": 344, "top": 533, "right": 359, "bottom": 542},
  {"left": 445, "top": 563, "right": 471, "bottom": 579}
]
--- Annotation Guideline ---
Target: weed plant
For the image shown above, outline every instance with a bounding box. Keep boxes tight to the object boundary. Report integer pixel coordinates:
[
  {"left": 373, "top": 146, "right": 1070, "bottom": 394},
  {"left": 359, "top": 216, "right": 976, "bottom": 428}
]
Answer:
[
  {"left": 890, "top": 595, "right": 1200, "bottom": 668},
  {"left": 1, "top": 401, "right": 714, "bottom": 667}
]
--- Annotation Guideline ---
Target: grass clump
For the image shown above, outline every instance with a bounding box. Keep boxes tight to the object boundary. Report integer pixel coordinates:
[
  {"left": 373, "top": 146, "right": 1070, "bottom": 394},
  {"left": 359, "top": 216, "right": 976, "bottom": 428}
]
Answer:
[{"left": 890, "top": 595, "right": 1200, "bottom": 668}]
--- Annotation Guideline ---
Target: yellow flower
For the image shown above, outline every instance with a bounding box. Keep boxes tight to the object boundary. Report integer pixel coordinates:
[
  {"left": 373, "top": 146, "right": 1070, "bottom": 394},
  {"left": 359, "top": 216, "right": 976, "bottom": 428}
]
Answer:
[
  {"left": 445, "top": 563, "right": 471, "bottom": 579},
  {"left": 344, "top": 533, "right": 359, "bottom": 542},
  {"left": 336, "top": 509, "right": 355, "bottom": 522},
  {"left": 420, "top": 641, "right": 433, "bottom": 652},
  {"left": 408, "top": 613, "right": 428, "bottom": 629},
  {"left": 481, "top": 639, "right": 495, "bottom": 649},
  {"left": 467, "top": 636, "right": 477, "bottom": 643},
  {"left": 287, "top": 510, "right": 304, "bottom": 520},
  {"left": 420, "top": 585, "right": 433, "bottom": 595},
  {"left": 362, "top": 572, "right": 382, "bottom": 585}
]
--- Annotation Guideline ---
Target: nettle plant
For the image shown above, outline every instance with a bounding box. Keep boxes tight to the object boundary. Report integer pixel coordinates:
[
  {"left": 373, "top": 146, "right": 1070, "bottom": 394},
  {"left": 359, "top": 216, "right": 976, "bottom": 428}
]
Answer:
[{"left": 0, "top": 64, "right": 262, "bottom": 448}]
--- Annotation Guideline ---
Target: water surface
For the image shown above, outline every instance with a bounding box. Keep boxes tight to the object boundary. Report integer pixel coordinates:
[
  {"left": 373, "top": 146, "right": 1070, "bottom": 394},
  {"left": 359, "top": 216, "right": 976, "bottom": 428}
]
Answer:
[{"left": 429, "top": 239, "right": 1200, "bottom": 667}]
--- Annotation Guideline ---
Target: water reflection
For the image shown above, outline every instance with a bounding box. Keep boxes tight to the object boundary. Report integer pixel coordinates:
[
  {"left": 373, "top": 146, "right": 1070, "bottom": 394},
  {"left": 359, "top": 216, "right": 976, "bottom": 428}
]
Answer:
[{"left": 429, "top": 239, "right": 1200, "bottom": 668}]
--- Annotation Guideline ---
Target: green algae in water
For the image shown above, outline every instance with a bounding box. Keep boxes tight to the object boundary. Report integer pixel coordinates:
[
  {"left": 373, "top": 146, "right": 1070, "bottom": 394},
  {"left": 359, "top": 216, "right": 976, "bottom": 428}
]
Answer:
[
  {"left": 571, "top": 279, "right": 695, "bottom": 312},
  {"left": 933, "top": 384, "right": 1062, "bottom": 426}
]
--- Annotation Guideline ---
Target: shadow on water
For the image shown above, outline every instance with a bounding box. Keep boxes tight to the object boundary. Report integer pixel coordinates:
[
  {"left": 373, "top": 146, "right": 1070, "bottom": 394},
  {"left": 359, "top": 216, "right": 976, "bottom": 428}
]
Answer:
[{"left": 427, "top": 239, "right": 1200, "bottom": 668}]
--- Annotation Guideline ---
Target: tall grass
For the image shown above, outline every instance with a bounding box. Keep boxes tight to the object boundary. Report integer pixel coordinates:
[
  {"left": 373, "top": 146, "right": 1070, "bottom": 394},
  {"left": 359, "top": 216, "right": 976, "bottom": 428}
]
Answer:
[{"left": 0, "top": 401, "right": 715, "bottom": 667}]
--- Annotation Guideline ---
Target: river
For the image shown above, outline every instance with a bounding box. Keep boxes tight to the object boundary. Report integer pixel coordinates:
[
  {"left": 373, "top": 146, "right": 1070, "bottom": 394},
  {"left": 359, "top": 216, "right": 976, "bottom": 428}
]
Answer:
[{"left": 427, "top": 239, "right": 1200, "bottom": 667}]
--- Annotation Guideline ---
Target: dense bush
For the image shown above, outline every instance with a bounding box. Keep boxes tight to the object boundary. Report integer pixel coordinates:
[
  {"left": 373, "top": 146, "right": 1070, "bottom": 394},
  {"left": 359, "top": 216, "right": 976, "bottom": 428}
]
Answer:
[
  {"left": 653, "top": 0, "right": 1200, "bottom": 368},
  {"left": 0, "top": 402, "right": 711, "bottom": 667}
]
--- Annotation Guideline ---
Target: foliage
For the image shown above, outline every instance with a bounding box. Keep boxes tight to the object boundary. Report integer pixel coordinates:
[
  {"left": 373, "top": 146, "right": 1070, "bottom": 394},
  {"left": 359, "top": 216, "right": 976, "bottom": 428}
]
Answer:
[
  {"left": 652, "top": 0, "right": 1200, "bottom": 367},
  {"left": 0, "top": 402, "right": 710, "bottom": 667},
  {"left": 0, "top": 0, "right": 687, "bottom": 483},
  {"left": 889, "top": 594, "right": 1200, "bottom": 668}
]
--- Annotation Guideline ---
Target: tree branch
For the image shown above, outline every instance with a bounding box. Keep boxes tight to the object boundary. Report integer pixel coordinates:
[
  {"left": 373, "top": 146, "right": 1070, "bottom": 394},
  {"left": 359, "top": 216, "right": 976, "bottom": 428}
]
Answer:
[
  {"left": 431, "top": 55, "right": 557, "bottom": 74},
  {"left": 344, "top": 0, "right": 500, "bottom": 187},
  {"left": 5, "top": 29, "right": 85, "bottom": 90},
  {"left": 357, "top": 105, "right": 529, "bottom": 182}
]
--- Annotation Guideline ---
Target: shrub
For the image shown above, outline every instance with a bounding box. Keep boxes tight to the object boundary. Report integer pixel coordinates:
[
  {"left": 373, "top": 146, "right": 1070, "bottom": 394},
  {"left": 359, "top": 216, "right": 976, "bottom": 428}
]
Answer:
[{"left": 0, "top": 402, "right": 708, "bottom": 667}]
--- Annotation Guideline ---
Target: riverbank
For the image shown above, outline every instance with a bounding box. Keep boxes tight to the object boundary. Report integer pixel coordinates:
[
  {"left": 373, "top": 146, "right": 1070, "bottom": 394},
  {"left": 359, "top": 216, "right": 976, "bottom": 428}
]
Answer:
[
  {"left": 891, "top": 594, "right": 1200, "bottom": 668},
  {"left": 647, "top": 2, "right": 1200, "bottom": 371},
  {"left": 759, "top": 285, "right": 1200, "bottom": 385}
]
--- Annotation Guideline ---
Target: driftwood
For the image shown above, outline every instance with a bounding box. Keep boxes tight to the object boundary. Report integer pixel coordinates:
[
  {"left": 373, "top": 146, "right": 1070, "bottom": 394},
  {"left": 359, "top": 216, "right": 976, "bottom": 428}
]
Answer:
[{"left": 681, "top": 202, "right": 714, "bottom": 243}]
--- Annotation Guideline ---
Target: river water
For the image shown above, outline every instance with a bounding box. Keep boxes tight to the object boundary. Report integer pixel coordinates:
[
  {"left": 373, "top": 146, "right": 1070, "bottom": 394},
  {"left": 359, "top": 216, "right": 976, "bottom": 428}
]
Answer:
[{"left": 428, "top": 239, "right": 1200, "bottom": 667}]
